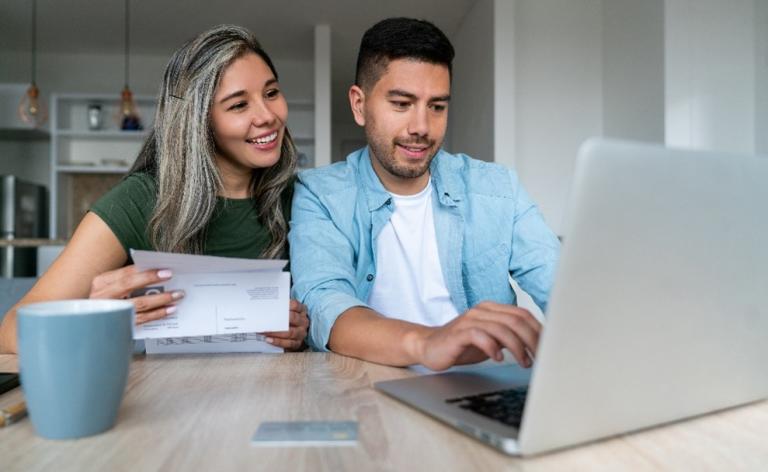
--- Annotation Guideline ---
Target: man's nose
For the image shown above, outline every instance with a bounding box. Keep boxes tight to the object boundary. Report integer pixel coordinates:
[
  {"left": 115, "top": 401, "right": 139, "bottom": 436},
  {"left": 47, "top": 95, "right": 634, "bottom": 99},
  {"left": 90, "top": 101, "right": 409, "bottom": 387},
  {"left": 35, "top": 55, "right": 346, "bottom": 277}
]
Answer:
[{"left": 407, "top": 106, "right": 429, "bottom": 137}]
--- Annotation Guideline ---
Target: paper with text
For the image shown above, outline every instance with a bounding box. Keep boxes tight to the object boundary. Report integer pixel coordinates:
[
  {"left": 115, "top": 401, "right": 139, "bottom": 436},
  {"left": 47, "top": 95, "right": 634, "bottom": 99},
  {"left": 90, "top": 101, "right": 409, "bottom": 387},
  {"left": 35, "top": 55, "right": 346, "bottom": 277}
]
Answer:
[
  {"left": 131, "top": 250, "right": 289, "bottom": 340},
  {"left": 144, "top": 333, "right": 283, "bottom": 354}
]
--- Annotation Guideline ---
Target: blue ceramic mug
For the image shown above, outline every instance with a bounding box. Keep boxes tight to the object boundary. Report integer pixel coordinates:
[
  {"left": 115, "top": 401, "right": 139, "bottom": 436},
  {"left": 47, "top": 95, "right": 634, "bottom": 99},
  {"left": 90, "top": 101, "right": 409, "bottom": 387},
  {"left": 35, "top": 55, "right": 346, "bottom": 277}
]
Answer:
[{"left": 17, "top": 299, "right": 134, "bottom": 439}]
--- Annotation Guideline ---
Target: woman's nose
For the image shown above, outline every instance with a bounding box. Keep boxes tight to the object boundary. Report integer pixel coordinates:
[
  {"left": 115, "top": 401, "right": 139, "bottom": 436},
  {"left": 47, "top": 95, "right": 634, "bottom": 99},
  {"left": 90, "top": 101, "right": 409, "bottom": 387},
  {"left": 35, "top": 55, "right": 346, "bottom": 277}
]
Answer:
[{"left": 250, "top": 101, "right": 277, "bottom": 128}]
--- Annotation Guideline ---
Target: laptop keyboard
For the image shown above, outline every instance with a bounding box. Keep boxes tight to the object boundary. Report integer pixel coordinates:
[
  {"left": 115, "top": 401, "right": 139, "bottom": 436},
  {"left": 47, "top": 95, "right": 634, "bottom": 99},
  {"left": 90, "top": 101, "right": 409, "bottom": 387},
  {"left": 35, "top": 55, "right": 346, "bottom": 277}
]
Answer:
[{"left": 446, "top": 387, "right": 529, "bottom": 429}]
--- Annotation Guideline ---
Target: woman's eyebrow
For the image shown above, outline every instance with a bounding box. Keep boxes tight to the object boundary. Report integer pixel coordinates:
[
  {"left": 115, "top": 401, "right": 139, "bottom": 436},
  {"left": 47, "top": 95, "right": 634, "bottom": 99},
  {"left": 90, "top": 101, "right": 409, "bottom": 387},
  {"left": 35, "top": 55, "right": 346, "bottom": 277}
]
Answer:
[{"left": 219, "top": 90, "right": 246, "bottom": 103}]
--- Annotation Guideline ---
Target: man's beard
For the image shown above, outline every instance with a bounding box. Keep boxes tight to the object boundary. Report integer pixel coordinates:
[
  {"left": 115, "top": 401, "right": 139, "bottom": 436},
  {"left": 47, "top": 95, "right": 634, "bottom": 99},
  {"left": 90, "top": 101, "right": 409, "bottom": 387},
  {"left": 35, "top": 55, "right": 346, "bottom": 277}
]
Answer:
[{"left": 365, "top": 131, "right": 438, "bottom": 180}]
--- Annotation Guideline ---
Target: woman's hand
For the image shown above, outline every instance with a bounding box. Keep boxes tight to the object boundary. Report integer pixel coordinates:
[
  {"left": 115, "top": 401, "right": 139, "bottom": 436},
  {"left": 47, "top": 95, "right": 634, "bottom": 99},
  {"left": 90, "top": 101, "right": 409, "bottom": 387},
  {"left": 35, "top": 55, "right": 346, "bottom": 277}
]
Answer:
[
  {"left": 261, "top": 299, "right": 309, "bottom": 351},
  {"left": 89, "top": 265, "right": 185, "bottom": 325}
]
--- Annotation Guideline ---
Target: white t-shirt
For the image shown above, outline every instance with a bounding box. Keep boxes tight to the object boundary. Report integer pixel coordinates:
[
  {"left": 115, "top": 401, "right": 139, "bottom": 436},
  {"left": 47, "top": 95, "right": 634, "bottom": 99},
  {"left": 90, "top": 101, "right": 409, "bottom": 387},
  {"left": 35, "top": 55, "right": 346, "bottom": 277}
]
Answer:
[{"left": 367, "top": 180, "right": 460, "bottom": 326}]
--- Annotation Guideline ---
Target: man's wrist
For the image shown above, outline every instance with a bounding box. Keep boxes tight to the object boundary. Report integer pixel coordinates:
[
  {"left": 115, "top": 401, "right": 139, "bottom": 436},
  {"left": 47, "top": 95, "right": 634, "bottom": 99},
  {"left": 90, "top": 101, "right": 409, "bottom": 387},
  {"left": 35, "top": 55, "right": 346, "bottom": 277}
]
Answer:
[{"left": 402, "top": 324, "right": 433, "bottom": 365}]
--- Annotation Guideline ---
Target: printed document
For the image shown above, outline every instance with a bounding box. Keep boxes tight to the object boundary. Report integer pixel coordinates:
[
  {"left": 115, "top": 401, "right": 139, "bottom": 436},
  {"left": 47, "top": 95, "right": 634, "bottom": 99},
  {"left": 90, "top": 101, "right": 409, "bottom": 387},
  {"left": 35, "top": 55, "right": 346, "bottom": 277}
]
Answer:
[
  {"left": 144, "top": 333, "right": 283, "bottom": 354},
  {"left": 130, "top": 250, "right": 290, "bottom": 344}
]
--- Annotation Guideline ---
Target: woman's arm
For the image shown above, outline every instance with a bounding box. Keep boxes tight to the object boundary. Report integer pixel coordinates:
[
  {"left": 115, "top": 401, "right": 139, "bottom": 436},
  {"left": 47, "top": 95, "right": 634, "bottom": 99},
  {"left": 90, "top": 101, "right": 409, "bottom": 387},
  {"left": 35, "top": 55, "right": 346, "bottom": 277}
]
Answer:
[{"left": 0, "top": 212, "right": 130, "bottom": 353}]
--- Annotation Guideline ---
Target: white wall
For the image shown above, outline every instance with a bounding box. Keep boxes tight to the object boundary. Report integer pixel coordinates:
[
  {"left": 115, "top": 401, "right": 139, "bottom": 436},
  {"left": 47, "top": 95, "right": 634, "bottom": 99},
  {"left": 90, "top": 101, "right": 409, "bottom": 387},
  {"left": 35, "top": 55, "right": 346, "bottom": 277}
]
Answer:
[
  {"left": 314, "top": 25, "right": 332, "bottom": 168},
  {"left": 665, "top": 0, "right": 757, "bottom": 154},
  {"left": 511, "top": 0, "right": 603, "bottom": 235},
  {"left": 0, "top": 51, "right": 168, "bottom": 97},
  {"left": 494, "top": 0, "right": 761, "bottom": 236},
  {"left": 602, "top": 0, "right": 665, "bottom": 143},
  {"left": 494, "top": 0, "right": 516, "bottom": 167},
  {"left": 757, "top": 0, "right": 768, "bottom": 155},
  {"left": 0, "top": 51, "right": 313, "bottom": 101},
  {"left": 448, "top": 0, "right": 494, "bottom": 161}
]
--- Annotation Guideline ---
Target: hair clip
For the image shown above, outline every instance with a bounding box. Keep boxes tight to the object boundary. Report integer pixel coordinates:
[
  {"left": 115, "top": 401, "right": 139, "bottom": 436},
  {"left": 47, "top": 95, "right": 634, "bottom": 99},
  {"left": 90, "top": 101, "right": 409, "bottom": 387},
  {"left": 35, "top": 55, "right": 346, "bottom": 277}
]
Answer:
[{"left": 170, "top": 94, "right": 185, "bottom": 100}]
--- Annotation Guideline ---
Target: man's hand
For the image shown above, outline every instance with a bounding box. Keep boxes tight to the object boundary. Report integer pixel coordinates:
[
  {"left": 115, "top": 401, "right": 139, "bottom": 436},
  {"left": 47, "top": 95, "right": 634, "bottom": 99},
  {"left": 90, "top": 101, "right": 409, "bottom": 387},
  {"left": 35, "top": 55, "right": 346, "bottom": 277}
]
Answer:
[
  {"left": 412, "top": 301, "right": 541, "bottom": 371},
  {"left": 89, "top": 265, "right": 184, "bottom": 325},
  {"left": 261, "top": 299, "right": 309, "bottom": 351}
]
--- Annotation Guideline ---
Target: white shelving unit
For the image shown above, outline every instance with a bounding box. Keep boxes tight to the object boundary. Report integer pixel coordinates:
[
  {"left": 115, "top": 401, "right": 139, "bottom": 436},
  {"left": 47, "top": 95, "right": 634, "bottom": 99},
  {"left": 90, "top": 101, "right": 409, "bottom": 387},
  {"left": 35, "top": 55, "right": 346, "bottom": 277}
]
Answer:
[{"left": 49, "top": 93, "right": 155, "bottom": 238}]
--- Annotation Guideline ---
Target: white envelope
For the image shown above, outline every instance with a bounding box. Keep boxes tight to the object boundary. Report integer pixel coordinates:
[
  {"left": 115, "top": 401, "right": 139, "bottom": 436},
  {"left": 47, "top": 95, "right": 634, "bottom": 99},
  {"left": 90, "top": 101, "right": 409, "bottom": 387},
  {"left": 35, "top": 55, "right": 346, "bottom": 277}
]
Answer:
[{"left": 130, "top": 250, "right": 290, "bottom": 341}]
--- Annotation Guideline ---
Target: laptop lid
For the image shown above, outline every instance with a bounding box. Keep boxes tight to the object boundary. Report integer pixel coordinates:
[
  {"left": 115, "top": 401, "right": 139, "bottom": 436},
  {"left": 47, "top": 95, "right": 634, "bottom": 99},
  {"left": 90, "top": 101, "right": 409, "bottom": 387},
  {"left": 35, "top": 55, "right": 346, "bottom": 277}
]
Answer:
[{"left": 518, "top": 139, "right": 768, "bottom": 454}]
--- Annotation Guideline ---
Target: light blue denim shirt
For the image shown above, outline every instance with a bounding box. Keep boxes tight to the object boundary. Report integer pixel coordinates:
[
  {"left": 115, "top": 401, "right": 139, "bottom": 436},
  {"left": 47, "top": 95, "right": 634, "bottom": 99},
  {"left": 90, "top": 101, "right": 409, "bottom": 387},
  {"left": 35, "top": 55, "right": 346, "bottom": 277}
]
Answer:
[{"left": 289, "top": 147, "right": 560, "bottom": 351}]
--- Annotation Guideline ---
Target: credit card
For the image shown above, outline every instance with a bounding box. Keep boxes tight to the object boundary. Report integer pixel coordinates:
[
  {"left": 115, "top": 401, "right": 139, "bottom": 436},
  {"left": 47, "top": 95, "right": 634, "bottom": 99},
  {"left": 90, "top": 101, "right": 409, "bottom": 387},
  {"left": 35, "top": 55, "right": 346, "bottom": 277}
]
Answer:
[{"left": 251, "top": 421, "right": 358, "bottom": 447}]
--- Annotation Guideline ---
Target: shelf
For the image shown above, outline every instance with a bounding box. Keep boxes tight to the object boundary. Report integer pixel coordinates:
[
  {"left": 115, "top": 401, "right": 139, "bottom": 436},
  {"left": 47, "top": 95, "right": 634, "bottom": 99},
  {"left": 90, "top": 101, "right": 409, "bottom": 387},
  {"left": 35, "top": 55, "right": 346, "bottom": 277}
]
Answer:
[
  {"left": 54, "top": 93, "right": 156, "bottom": 103},
  {"left": 0, "top": 128, "right": 50, "bottom": 141},
  {"left": 56, "top": 129, "right": 149, "bottom": 139},
  {"left": 0, "top": 238, "right": 68, "bottom": 247},
  {"left": 56, "top": 165, "right": 130, "bottom": 174}
]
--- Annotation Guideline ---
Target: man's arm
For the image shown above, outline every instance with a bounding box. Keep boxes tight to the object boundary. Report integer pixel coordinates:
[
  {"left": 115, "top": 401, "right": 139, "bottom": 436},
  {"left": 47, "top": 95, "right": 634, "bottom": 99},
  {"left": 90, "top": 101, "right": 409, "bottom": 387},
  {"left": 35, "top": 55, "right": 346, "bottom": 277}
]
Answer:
[
  {"left": 289, "top": 175, "right": 542, "bottom": 370},
  {"left": 507, "top": 169, "right": 561, "bottom": 313},
  {"left": 329, "top": 302, "right": 542, "bottom": 371},
  {"left": 288, "top": 176, "right": 367, "bottom": 351}
]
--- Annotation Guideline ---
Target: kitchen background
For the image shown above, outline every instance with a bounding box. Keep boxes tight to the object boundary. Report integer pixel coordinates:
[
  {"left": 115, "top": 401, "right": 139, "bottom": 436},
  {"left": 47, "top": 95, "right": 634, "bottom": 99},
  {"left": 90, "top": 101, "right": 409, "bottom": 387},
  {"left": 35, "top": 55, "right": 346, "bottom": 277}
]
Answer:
[{"left": 0, "top": 0, "right": 766, "bottom": 277}]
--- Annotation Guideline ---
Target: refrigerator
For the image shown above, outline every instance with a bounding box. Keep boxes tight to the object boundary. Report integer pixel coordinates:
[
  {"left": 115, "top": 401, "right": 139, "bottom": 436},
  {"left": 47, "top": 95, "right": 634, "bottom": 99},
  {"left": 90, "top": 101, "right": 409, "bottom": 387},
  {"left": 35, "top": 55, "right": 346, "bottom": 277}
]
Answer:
[{"left": 0, "top": 175, "right": 48, "bottom": 277}]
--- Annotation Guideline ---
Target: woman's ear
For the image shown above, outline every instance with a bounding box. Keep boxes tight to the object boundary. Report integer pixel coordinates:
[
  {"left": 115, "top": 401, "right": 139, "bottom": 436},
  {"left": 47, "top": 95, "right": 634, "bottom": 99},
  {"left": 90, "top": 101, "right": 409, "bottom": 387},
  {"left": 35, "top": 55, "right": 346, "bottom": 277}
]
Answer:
[{"left": 348, "top": 85, "right": 366, "bottom": 127}]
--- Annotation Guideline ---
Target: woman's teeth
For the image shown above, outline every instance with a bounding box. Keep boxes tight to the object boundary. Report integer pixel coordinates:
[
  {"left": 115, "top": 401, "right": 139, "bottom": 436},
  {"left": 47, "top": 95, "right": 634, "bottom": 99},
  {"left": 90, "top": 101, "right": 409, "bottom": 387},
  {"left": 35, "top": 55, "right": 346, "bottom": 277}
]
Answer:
[{"left": 247, "top": 131, "right": 277, "bottom": 144}]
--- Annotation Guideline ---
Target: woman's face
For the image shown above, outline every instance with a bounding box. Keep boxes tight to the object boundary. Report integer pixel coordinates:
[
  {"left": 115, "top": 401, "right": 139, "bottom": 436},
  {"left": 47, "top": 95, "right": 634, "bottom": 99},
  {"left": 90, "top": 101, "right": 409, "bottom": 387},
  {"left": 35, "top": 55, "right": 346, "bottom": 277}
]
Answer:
[{"left": 210, "top": 52, "right": 288, "bottom": 173}]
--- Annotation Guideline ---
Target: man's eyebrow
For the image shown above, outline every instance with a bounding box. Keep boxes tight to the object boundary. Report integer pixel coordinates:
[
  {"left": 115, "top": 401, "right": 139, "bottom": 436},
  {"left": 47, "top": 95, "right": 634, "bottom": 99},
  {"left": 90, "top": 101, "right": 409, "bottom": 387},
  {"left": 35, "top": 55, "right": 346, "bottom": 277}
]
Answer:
[
  {"left": 385, "top": 90, "right": 451, "bottom": 103},
  {"left": 386, "top": 89, "right": 417, "bottom": 100}
]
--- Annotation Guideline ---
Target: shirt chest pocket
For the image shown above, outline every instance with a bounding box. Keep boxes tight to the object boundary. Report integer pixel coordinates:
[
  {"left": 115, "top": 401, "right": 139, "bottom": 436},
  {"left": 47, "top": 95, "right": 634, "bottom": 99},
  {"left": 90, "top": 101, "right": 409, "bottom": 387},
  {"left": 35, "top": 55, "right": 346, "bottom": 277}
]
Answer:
[{"left": 462, "top": 242, "right": 515, "bottom": 305}]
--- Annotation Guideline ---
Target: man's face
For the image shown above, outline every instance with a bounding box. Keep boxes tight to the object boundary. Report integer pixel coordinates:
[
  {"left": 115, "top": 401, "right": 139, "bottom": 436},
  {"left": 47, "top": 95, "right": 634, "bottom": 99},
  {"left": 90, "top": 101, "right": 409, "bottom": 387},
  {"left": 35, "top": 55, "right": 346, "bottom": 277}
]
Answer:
[{"left": 349, "top": 59, "right": 450, "bottom": 194}]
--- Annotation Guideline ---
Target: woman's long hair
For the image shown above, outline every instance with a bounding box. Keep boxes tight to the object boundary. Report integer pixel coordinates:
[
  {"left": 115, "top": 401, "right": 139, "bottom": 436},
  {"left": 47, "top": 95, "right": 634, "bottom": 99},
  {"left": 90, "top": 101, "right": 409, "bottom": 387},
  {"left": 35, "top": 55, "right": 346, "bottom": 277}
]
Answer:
[{"left": 130, "top": 24, "right": 297, "bottom": 258}]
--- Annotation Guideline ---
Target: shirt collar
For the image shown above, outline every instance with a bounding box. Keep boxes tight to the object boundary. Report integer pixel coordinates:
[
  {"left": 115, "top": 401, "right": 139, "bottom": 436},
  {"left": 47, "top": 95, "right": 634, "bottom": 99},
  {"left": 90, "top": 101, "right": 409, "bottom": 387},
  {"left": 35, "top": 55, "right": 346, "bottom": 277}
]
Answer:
[
  {"left": 430, "top": 149, "right": 462, "bottom": 207},
  {"left": 357, "top": 147, "right": 392, "bottom": 212},
  {"left": 358, "top": 146, "right": 463, "bottom": 211}
]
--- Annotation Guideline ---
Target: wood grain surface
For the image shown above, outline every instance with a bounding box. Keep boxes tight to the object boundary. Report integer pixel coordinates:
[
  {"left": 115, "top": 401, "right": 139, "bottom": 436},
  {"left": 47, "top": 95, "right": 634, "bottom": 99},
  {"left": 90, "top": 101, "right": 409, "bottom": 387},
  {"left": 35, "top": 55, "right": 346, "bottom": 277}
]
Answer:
[{"left": 0, "top": 353, "right": 766, "bottom": 471}]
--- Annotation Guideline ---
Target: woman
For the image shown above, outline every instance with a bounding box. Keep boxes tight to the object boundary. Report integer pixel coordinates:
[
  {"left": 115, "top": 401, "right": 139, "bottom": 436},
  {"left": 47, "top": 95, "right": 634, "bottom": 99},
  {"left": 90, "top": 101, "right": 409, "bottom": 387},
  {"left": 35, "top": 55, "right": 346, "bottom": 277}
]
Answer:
[{"left": 0, "top": 25, "right": 308, "bottom": 353}]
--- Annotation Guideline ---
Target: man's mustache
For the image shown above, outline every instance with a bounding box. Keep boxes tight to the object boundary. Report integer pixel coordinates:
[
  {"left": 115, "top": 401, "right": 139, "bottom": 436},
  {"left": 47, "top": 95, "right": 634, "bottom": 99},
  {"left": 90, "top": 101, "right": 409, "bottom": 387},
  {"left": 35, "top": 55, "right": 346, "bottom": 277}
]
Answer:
[{"left": 394, "top": 138, "right": 434, "bottom": 147}]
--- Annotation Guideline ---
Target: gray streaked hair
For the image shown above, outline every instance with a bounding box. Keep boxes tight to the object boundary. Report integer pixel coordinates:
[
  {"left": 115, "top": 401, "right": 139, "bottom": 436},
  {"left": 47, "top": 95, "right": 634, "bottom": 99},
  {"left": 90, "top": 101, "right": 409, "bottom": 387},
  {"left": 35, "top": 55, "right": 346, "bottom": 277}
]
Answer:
[{"left": 130, "top": 24, "right": 297, "bottom": 258}]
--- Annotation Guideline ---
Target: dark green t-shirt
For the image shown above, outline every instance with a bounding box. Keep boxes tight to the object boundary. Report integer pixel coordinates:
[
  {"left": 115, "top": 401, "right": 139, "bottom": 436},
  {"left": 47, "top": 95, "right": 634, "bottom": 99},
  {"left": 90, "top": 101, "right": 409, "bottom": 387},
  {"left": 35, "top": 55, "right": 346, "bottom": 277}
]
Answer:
[{"left": 90, "top": 172, "right": 292, "bottom": 259}]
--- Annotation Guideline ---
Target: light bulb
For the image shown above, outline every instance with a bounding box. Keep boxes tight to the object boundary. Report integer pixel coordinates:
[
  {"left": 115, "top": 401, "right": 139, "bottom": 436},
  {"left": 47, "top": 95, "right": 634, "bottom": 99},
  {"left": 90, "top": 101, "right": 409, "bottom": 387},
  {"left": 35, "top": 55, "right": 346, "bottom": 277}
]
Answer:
[
  {"left": 17, "top": 83, "right": 48, "bottom": 127},
  {"left": 118, "top": 85, "right": 142, "bottom": 131}
]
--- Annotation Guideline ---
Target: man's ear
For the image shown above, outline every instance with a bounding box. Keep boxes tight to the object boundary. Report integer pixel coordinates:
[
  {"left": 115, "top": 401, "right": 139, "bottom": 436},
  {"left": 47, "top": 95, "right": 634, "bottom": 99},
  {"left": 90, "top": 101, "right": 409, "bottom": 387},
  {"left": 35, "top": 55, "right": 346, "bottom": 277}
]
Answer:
[{"left": 348, "top": 85, "right": 366, "bottom": 127}]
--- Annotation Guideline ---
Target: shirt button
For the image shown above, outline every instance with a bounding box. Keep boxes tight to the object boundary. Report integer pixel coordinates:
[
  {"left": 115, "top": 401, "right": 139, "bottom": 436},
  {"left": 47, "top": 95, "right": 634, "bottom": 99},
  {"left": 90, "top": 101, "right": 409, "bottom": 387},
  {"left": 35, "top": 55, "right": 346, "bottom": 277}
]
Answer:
[{"left": 366, "top": 274, "right": 374, "bottom": 281}]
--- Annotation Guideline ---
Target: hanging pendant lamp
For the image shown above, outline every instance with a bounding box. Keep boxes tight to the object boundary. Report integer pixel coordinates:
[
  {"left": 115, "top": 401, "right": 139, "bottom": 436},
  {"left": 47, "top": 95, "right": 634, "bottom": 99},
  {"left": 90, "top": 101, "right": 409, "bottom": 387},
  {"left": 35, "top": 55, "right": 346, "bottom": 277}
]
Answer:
[
  {"left": 17, "top": 0, "right": 48, "bottom": 128},
  {"left": 119, "top": 0, "right": 142, "bottom": 130}
]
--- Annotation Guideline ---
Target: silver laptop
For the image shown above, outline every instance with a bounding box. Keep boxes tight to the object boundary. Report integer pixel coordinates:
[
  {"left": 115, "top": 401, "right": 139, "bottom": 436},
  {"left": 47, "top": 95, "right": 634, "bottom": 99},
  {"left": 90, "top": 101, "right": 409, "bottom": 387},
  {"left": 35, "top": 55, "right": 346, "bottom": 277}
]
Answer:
[{"left": 375, "top": 138, "right": 768, "bottom": 456}]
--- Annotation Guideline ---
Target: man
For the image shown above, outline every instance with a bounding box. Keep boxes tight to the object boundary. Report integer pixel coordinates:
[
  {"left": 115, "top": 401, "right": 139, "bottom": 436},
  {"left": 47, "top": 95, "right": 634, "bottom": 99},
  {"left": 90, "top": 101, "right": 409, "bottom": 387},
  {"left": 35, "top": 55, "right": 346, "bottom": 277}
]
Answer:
[{"left": 289, "top": 18, "right": 560, "bottom": 370}]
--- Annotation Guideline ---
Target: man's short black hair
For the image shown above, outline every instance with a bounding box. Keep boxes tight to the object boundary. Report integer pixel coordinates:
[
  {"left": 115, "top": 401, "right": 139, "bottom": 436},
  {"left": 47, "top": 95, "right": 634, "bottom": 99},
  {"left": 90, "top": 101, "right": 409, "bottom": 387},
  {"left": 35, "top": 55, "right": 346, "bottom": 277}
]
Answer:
[{"left": 355, "top": 17, "right": 455, "bottom": 91}]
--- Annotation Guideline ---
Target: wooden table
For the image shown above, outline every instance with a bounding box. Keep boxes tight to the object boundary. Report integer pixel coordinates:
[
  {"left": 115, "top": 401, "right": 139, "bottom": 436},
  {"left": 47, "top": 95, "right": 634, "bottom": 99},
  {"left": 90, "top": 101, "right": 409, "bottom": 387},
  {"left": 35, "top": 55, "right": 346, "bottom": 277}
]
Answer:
[{"left": 1, "top": 353, "right": 767, "bottom": 471}]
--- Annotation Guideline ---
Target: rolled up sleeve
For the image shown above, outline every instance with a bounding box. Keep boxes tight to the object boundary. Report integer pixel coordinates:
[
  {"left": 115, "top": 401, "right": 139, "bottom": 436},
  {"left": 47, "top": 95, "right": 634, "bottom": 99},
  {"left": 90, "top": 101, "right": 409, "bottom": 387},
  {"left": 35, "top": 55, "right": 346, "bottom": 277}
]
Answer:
[
  {"left": 507, "top": 169, "right": 561, "bottom": 314},
  {"left": 288, "top": 178, "right": 370, "bottom": 351}
]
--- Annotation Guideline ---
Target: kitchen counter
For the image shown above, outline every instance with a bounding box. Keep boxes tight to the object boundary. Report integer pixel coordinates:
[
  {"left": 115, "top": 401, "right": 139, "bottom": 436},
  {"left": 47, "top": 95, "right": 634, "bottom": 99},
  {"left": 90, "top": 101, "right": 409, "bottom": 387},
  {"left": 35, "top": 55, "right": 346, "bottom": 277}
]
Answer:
[{"left": 0, "top": 239, "right": 67, "bottom": 247}]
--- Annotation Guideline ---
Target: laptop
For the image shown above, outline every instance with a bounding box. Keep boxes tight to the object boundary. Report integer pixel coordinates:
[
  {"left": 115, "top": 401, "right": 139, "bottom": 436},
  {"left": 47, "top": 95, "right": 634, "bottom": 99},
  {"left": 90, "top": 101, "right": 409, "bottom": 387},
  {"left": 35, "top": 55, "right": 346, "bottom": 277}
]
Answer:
[{"left": 374, "top": 138, "right": 768, "bottom": 456}]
